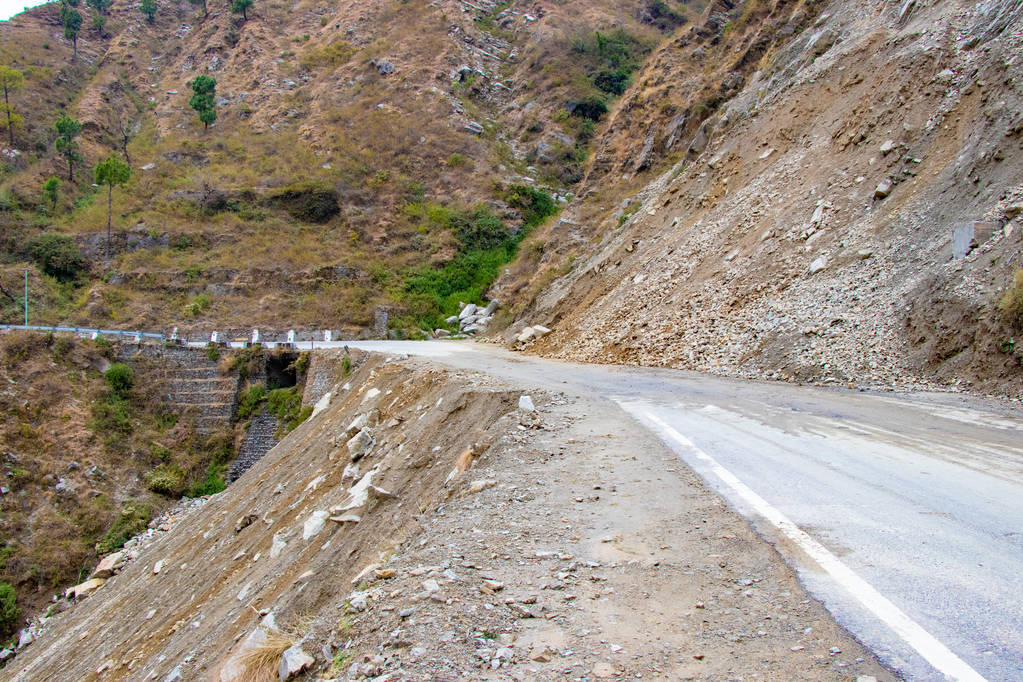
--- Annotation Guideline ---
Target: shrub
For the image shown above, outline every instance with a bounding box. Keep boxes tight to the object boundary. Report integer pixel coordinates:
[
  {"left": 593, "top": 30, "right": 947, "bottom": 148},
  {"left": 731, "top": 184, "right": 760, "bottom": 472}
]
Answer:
[
  {"left": 0, "top": 582, "right": 18, "bottom": 637},
  {"left": 104, "top": 363, "right": 134, "bottom": 396},
  {"left": 96, "top": 502, "right": 152, "bottom": 554},
  {"left": 0, "top": 330, "right": 36, "bottom": 368},
  {"left": 236, "top": 383, "right": 267, "bottom": 421},
  {"left": 1000, "top": 269, "right": 1023, "bottom": 329},
  {"left": 267, "top": 386, "right": 312, "bottom": 436},
  {"left": 506, "top": 185, "right": 557, "bottom": 227},
  {"left": 144, "top": 464, "right": 185, "bottom": 497},
  {"left": 453, "top": 207, "right": 510, "bottom": 253},
  {"left": 571, "top": 96, "right": 608, "bottom": 122},
  {"left": 186, "top": 462, "right": 226, "bottom": 496},
  {"left": 89, "top": 394, "right": 132, "bottom": 436},
  {"left": 24, "top": 233, "right": 87, "bottom": 282},
  {"left": 186, "top": 293, "right": 212, "bottom": 317},
  {"left": 267, "top": 182, "right": 340, "bottom": 223}
]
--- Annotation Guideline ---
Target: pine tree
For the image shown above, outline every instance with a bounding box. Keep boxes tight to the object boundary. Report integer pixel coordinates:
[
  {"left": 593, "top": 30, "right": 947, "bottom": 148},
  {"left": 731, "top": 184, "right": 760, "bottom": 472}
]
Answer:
[
  {"left": 94, "top": 155, "right": 131, "bottom": 258},
  {"left": 60, "top": 3, "right": 83, "bottom": 62},
  {"left": 0, "top": 66, "right": 24, "bottom": 147},
  {"left": 188, "top": 75, "right": 217, "bottom": 129},
  {"left": 54, "top": 114, "right": 83, "bottom": 182},
  {"left": 232, "top": 0, "right": 253, "bottom": 21}
]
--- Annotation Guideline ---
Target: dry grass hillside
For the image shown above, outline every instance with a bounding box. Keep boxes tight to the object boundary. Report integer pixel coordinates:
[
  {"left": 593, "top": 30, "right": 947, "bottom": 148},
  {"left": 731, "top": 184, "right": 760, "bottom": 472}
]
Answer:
[
  {"left": 497, "top": 0, "right": 1023, "bottom": 399},
  {"left": 0, "top": 331, "right": 235, "bottom": 635},
  {"left": 0, "top": 0, "right": 701, "bottom": 337}
]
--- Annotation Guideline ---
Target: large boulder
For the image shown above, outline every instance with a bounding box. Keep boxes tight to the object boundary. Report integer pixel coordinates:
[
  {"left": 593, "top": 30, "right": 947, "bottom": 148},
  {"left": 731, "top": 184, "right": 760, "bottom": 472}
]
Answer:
[
  {"left": 91, "top": 551, "right": 124, "bottom": 579},
  {"left": 279, "top": 645, "right": 314, "bottom": 680}
]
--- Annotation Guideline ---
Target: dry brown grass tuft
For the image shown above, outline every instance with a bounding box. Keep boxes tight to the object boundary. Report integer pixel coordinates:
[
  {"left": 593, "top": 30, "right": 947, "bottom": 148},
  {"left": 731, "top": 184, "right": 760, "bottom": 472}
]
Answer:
[
  {"left": 236, "top": 630, "right": 295, "bottom": 682},
  {"left": 999, "top": 269, "right": 1023, "bottom": 330}
]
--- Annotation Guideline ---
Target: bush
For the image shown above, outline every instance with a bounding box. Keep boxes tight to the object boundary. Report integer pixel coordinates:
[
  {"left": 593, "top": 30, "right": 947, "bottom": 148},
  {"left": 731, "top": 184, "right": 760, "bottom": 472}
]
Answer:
[
  {"left": 96, "top": 502, "right": 152, "bottom": 554},
  {"left": 89, "top": 394, "right": 132, "bottom": 436},
  {"left": 144, "top": 464, "right": 185, "bottom": 497},
  {"left": 186, "top": 293, "right": 212, "bottom": 317},
  {"left": 0, "top": 330, "right": 36, "bottom": 368},
  {"left": 0, "top": 582, "right": 18, "bottom": 637},
  {"left": 267, "top": 182, "right": 340, "bottom": 223},
  {"left": 453, "top": 207, "right": 510, "bottom": 253},
  {"left": 267, "top": 386, "right": 312, "bottom": 436},
  {"left": 186, "top": 462, "right": 226, "bottom": 497},
  {"left": 1000, "top": 269, "right": 1023, "bottom": 329},
  {"left": 236, "top": 383, "right": 267, "bottom": 421},
  {"left": 104, "top": 363, "right": 134, "bottom": 396},
  {"left": 506, "top": 185, "right": 557, "bottom": 227},
  {"left": 571, "top": 96, "right": 609, "bottom": 122},
  {"left": 24, "top": 233, "right": 87, "bottom": 282}
]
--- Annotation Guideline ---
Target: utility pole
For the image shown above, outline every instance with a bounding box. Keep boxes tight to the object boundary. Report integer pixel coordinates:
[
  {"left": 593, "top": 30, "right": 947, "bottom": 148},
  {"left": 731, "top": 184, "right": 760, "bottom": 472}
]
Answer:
[{"left": 24, "top": 268, "right": 28, "bottom": 325}]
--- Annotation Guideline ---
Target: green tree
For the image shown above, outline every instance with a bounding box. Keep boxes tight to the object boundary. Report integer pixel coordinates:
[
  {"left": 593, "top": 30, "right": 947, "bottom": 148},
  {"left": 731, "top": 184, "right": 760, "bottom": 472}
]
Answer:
[
  {"left": 104, "top": 362, "right": 134, "bottom": 396},
  {"left": 188, "top": 0, "right": 208, "bottom": 18},
  {"left": 140, "top": 0, "right": 157, "bottom": 23},
  {"left": 94, "top": 154, "right": 131, "bottom": 258},
  {"left": 188, "top": 75, "right": 216, "bottom": 129},
  {"left": 25, "top": 233, "right": 86, "bottom": 282},
  {"left": 92, "top": 14, "right": 106, "bottom": 36},
  {"left": 42, "top": 177, "right": 59, "bottom": 212},
  {"left": 86, "top": 0, "right": 112, "bottom": 14},
  {"left": 60, "top": 3, "right": 83, "bottom": 61},
  {"left": 0, "top": 66, "right": 24, "bottom": 147},
  {"left": 232, "top": 0, "right": 252, "bottom": 21},
  {"left": 54, "top": 114, "right": 83, "bottom": 182}
]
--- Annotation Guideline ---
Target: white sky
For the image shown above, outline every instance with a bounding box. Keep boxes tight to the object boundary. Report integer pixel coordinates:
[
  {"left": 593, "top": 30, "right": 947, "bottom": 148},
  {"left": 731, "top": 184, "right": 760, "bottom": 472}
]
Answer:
[{"left": 0, "top": 0, "right": 49, "bottom": 23}]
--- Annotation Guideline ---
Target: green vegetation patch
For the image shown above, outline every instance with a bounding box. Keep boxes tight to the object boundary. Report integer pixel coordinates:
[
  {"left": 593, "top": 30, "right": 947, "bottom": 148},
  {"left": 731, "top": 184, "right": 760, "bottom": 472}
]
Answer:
[
  {"left": 96, "top": 502, "right": 152, "bottom": 554},
  {"left": 397, "top": 186, "right": 558, "bottom": 330},
  {"left": 571, "top": 29, "right": 651, "bottom": 98}
]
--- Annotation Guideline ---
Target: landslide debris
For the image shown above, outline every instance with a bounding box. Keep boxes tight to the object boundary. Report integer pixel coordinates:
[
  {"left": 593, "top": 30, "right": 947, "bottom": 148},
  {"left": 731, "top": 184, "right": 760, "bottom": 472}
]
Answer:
[{"left": 498, "top": 0, "right": 1023, "bottom": 399}]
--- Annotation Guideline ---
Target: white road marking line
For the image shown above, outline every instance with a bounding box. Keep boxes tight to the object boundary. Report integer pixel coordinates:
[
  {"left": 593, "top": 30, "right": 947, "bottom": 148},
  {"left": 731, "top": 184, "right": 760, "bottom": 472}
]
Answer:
[{"left": 618, "top": 400, "right": 988, "bottom": 682}]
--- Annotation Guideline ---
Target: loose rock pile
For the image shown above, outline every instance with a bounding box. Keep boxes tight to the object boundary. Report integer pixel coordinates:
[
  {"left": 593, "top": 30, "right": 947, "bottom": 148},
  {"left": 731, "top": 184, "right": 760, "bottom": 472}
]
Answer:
[{"left": 436, "top": 300, "right": 499, "bottom": 338}]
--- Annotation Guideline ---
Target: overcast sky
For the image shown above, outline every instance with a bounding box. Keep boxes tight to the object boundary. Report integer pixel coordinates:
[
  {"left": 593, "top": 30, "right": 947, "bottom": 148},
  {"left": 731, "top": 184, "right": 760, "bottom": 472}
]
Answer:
[{"left": 0, "top": 0, "right": 48, "bottom": 22}]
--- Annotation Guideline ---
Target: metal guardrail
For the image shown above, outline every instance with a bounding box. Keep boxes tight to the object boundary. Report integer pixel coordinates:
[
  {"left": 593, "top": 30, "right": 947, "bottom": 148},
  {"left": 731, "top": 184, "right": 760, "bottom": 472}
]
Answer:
[{"left": 0, "top": 324, "right": 165, "bottom": 341}]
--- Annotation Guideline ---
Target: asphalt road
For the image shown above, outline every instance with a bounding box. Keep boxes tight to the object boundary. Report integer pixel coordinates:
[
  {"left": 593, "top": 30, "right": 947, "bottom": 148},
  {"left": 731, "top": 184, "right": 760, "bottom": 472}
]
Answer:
[{"left": 342, "top": 340, "right": 1023, "bottom": 682}]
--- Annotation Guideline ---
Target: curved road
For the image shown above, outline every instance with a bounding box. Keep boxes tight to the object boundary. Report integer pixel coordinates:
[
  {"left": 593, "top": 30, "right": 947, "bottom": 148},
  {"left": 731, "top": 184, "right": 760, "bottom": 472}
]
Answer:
[{"left": 338, "top": 340, "right": 1023, "bottom": 682}]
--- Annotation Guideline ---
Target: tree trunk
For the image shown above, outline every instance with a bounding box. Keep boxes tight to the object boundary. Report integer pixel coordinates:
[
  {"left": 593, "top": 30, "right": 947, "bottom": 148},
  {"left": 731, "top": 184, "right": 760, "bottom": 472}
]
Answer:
[
  {"left": 107, "top": 184, "right": 112, "bottom": 259},
  {"left": 3, "top": 84, "right": 12, "bottom": 147},
  {"left": 67, "top": 159, "right": 73, "bottom": 182},
  {"left": 72, "top": 37, "right": 77, "bottom": 62}
]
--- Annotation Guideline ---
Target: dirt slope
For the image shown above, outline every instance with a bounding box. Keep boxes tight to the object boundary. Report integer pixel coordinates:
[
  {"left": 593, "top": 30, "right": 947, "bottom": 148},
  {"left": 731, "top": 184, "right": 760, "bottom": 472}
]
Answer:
[
  {"left": 499, "top": 0, "right": 1023, "bottom": 399},
  {"left": 1, "top": 350, "right": 893, "bottom": 680}
]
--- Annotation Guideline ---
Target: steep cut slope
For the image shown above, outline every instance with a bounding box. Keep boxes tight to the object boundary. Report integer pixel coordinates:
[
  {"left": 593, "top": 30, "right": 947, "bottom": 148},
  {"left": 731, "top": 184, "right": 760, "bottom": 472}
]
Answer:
[{"left": 499, "top": 0, "right": 1023, "bottom": 398}]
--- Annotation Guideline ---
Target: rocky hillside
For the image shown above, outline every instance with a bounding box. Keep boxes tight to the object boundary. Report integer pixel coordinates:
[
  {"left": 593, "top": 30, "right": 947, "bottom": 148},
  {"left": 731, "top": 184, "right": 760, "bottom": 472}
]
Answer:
[
  {"left": 497, "top": 0, "right": 1023, "bottom": 399},
  {"left": 0, "top": 0, "right": 699, "bottom": 336}
]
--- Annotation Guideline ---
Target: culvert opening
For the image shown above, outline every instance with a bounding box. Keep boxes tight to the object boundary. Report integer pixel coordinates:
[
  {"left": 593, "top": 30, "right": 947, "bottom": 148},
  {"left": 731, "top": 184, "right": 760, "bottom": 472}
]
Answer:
[{"left": 266, "top": 352, "right": 299, "bottom": 389}]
